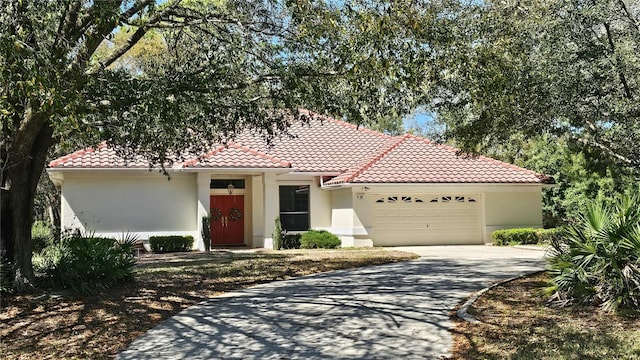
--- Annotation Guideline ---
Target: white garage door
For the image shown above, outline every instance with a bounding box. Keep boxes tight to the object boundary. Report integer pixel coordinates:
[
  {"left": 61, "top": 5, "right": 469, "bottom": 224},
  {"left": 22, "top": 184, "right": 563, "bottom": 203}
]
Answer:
[{"left": 370, "top": 194, "right": 483, "bottom": 246}]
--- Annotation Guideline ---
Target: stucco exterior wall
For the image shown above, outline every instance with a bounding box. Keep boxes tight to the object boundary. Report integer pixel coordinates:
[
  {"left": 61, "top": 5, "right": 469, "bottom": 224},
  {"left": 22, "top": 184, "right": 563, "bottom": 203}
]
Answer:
[
  {"left": 60, "top": 171, "right": 198, "bottom": 241},
  {"left": 484, "top": 189, "right": 543, "bottom": 241},
  {"left": 54, "top": 168, "right": 544, "bottom": 249},
  {"left": 329, "top": 189, "right": 372, "bottom": 247}
]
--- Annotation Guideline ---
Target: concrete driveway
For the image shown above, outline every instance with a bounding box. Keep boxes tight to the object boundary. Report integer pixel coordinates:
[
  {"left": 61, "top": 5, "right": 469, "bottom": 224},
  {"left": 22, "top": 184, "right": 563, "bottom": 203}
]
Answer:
[{"left": 116, "top": 246, "right": 546, "bottom": 360}]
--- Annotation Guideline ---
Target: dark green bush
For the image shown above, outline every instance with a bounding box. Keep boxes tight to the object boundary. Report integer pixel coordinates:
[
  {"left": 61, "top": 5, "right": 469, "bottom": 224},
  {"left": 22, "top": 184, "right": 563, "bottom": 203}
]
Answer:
[
  {"left": 149, "top": 235, "right": 194, "bottom": 253},
  {"left": 32, "top": 220, "right": 53, "bottom": 253},
  {"left": 34, "top": 235, "right": 136, "bottom": 295},
  {"left": 491, "top": 228, "right": 539, "bottom": 246},
  {"left": 300, "top": 230, "right": 341, "bottom": 249},
  {"left": 282, "top": 233, "right": 302, "bottom": 249},
  {"left": 536, "top": 228, "right": 563, "bottom": 244},
  {"left": 492, "top": 227, "right": 564, "bottom": 245},
  {"left": 546, "top": 192, "right": 640, "bottom": 312}
]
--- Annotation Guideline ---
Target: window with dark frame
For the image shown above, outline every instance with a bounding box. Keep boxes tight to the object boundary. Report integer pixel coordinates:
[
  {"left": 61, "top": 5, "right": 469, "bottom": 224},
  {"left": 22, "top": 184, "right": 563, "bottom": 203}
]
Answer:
[{"left": 279, "top": 185, "right": 310, "bottom": 231}]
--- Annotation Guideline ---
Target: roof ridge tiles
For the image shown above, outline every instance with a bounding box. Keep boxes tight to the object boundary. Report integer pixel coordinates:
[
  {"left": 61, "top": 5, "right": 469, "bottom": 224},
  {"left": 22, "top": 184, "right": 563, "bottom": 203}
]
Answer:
[
  {"left": 302, "top": 109, "right": 392, "bottom": 139},
  {"left": 182, "top": 145, "right": 227, "bottom": 167},
  {"left": 338, "top": 133, "right": 410, "bottom": 184},
  {"left": 227, "top": 142, "right": 291, "bottom": 167},
  {"left": 183, "top": 142, "right": 291, "bottom": 168}
]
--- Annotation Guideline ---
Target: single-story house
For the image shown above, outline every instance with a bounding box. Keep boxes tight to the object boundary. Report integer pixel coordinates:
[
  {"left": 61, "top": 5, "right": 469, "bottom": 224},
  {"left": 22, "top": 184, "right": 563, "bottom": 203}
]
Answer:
[{"left": 47, "top": 110, "right": 553, "bottom": 250}]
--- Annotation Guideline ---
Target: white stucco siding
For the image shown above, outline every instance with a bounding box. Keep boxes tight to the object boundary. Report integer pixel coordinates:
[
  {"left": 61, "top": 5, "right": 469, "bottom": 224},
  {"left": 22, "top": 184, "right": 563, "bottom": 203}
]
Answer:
[
  {"left": 484, "top": 189, "right": 543, "bottom": 241},
  {"left": 60, "top": 172, "right": 197, "bottom": 238},
  {"left": 309, "top": 180, "right": 331, "bottom": 229},
  {"left": 330, "top": 188, "right": 354, "bottom": 230},
  {"left": 328, "top": 188, "right": 371, "bottom": 247}
]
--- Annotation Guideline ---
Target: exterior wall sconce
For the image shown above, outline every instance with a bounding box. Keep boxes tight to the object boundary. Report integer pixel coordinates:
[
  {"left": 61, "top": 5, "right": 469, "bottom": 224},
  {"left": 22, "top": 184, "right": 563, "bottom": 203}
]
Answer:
[{"left": 227, "top": 183, "right": 235, "bottom": 195}]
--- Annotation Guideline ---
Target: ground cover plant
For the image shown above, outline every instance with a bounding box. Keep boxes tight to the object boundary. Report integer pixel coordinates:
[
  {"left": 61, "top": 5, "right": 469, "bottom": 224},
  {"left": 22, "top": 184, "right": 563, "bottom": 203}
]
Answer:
[
  {"left": 0, "top": 248, "right": 418, "bottom": 359},
  {"left": 450, "top": 272, "right": 640, "bottom": 359}
]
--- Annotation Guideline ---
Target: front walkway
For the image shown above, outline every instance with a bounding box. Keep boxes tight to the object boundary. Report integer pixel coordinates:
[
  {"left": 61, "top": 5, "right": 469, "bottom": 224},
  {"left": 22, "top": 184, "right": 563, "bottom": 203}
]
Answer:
[{"left": 116, "top": 246, "right": 546, "bottom": 360}]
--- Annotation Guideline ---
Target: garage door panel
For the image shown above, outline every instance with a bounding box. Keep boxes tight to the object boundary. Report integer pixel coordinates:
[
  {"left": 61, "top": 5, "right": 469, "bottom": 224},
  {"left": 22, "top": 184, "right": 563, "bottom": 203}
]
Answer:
[{"left": 370, "top": 193, "right": 483, "bottom": 246}]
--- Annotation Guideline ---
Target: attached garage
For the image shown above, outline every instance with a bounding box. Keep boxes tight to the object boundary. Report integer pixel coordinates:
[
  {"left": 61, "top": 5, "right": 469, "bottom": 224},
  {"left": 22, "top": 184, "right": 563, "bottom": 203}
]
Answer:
[{"left": 369, "top": 193, "right": 483, "bottom": 246}]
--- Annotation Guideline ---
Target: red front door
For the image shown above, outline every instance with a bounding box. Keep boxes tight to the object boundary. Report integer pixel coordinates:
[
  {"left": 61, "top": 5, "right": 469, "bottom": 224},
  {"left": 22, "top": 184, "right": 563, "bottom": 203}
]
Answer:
[{"left": 210, "top": 195, "right": 245, "bottom": 246}]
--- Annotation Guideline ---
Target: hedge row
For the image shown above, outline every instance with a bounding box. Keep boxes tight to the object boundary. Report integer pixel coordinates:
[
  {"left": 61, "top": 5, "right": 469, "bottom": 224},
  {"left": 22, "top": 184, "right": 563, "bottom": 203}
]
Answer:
[
  {"left": 491, "top": 228, "right": 562, "bottom": 246},
  {"left": 149, "top": 235, "right": 194, "bottom": 253}
]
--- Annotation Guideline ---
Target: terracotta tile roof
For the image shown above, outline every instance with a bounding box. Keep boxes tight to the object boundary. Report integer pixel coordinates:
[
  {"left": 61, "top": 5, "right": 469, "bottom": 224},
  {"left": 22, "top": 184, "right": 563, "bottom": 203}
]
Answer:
[
  {"left": 49, "top": 110, "right": 552, "bottom": 184},
  {"left": 48, "top": 143, "right": 152, "bottom": 168},
  {"left": 324, "top": 134, "right": 551, "bottom": 184},
  {"left": 233, "top": 111, "right": 391, "bottom": 172},
  {"left": 182, "top": 143, "right": 291, "bottom": 168}
]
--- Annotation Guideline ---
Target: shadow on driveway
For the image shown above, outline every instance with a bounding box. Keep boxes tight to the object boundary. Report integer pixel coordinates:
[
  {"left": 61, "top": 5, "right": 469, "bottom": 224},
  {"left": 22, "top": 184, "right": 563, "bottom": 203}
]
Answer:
[{"left": 117, "top": 249, "right": 545, "bottom": 360}]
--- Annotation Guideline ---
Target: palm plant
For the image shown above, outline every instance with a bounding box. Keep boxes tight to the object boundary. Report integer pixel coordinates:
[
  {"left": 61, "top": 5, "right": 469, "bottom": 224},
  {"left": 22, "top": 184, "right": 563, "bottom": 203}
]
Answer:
[{"left": 546, "top": 192, "right": 640, "bottom": 312}]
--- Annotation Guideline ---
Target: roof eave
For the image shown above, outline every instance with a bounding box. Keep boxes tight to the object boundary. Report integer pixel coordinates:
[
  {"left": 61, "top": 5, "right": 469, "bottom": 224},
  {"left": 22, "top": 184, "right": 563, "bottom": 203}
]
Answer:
[
  {"left": 321, "top": 181, "right": 546, "bottom": 189},
  {"left": 47, "top": 167, "right": 292, "bottom": 174}
]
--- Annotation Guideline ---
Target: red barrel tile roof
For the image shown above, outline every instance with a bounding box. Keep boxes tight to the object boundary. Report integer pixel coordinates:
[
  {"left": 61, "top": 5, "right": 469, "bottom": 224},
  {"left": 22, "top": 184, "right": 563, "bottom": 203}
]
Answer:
[
  {"left": 49, "top": 111, "right": 552, "bottom": 184},
  {"left": 324, "top": 134, "right": 551, "bottom": 184}
]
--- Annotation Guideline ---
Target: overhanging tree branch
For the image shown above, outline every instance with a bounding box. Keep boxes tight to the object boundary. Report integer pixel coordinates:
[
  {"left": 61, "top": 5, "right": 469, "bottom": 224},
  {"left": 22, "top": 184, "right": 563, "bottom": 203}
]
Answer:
[
  {"left": 575, "top": 136, "right": 634, "bottom": 165},
  {"left": 603, "top": 22, "right": 633, "bottom": 100},
  {"left": 87, "top": 0, "right": 184, "bottom": 74},
  {"left": 617, "top": 0, "right": 640, "bottom": 33},
  {"left": 93, "top": 26, "right": 149, "bottom": 72}
]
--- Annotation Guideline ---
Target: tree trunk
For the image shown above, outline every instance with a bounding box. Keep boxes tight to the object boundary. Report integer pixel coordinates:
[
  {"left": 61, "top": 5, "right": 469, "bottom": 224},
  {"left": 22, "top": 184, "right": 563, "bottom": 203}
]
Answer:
[
  {"left": 0, "top": 121, "right": 54, "bottom": 291},
  {"left": 48, "top": 195, "right": 62, "bottom": 241}
]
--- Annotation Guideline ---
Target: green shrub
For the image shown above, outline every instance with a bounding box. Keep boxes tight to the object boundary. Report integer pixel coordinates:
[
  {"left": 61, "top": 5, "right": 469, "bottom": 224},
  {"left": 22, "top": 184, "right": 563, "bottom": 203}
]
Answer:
[
  {"left": 282, "top": 233, "right": 302, "bottom": 249},
  {"left": 34, "top": 235, "right": 136, "bottom": 295},
  {"left": 32, "top": 220, "right": 53, "bottom": 253},
  {"left": 300, "top": 230, "right": 341, "bottom": 249},
  {"left": 536, "top": 228, "right": 564, "bottom": 244},
  {"left": 491, "top": 228, "right": 539, "bottom": 246},
  {"left": 546, "top": 192, "right": 640, "bottom": 312},
  {"left": 492, "top": 227, "right": 564, "bottom": 246},
  {"left": 272, "top": 217, "right": 283, "bottom": 250},
  {"left": 149, "top": 235, "right": 194, "bottom": 253}
]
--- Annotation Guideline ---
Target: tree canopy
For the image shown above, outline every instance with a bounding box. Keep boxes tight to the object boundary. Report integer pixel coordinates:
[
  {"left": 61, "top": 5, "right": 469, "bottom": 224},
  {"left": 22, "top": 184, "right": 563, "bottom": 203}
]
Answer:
[
  {"left": 0, "top": 0, "right": 452, "bottom": 289},
  {"left": 428, "top": 0, "right": 640, "bottom": 175}
]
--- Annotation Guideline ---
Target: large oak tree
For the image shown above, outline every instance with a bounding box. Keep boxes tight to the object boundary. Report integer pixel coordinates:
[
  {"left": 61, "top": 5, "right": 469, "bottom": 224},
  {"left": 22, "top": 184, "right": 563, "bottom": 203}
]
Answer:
[
  {"left": 429, "top": 0, "right": 640, "bottom": 175},
  {"left": 1, "top": 0, "right": 452, "bottom": 290}
]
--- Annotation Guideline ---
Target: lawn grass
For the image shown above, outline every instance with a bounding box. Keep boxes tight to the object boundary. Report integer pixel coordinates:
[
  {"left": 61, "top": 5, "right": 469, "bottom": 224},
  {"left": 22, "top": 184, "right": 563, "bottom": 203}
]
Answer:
[
  {"left": 0, "top": 248, "right": 418, "bottom": 360},
  {"left": 450, "top": 272, "right": 640, "bottom": 359}
]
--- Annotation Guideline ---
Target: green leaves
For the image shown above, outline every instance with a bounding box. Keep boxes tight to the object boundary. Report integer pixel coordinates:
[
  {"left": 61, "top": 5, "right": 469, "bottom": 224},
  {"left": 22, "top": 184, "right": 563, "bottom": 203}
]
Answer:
[
  {"left": 547, "top": 191, "right": 640, "bottom": 312},
  {"left": 429, "top": 0, "right": 640, "bottom": 176},
  {"left": 2, "top": 0, "right": 448, "bottom": 173},
  {"left": 33, "top": 235, "right": 137, "bottom": 295}
]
